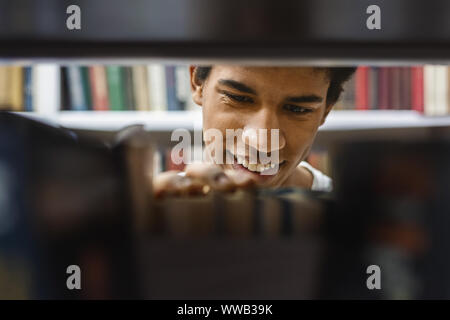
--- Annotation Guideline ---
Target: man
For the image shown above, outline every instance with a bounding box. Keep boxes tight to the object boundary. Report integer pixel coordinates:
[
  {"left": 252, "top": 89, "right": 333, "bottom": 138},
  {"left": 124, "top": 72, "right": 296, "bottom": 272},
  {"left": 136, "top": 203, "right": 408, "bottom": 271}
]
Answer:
[{"left": 154, "top": 65, "right": 356, "bottom": 197}]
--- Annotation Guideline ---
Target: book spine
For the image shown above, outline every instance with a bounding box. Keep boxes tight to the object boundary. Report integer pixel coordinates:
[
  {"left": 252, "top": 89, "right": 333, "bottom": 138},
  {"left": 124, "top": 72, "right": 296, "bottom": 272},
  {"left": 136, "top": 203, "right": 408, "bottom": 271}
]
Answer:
[
  {"left": 424, "top": 65, "right": 436, "bottom": 116},
  {"left": 89, "top": 66, "right": 110, "bottom": 111},
  {"left": 369, "top": 67, "right": 378, "bottom": 110},
  {"left": 147, "top": 65, "right": 167, "bottom": 111},
  {"left": 342, "top": 75, "right": 355, "bottom": 110},
  {"left": 435, "top": 65, "right": 448, "bottom": 116},
  {"left": 411, "top": 66, "right": 424, "bottom": 113},
  {"left": 23, "top": 67, "right": 33, "bottom": 112},
  {"left": 67, "top": 66, "right": 88, "bottom": 111},
  {"left": 0, "top": 66, "right": 11, "bottom": 110},
  {"left": 33, "top": 64, "right": 60, "bottom": 115},
  {"left": 123, "top": 67, "right": 135, "bottom": 110},
  {"left": 448, "top": 66, "right": 450, "bottom": 115},
  {"left": 165, "top": 66, "right": 182, "bottom": 111},
  {"left": 81, "top": 66, "right": 93, "bottom": 111},
  {"left": 391, "top": 67, "right": 401, "bottom": 110},
  {"left": 355, "top": 66, "right": 369, "bottom": 110},
  {"left": 132, "top": 66, "right": 150, "bottom": 111},
  {"left": 10, "top": 66, "right": 24, "bottom": 111},
  {"left": 378, "top": 67, "right": 389, "bottom": 110},
  {"left": 106, "top": 66, "right": 126, "bottom": 111},
  {"left": 175, "top": 66, "right": 190, "bottom": 111}
]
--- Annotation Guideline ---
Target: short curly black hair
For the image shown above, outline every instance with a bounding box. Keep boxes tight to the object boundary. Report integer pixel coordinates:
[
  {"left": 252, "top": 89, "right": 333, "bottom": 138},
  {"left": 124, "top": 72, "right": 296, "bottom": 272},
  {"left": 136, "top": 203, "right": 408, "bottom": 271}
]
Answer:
[{"left": 194, "top": 66, "right": 357, "bottom": 107}]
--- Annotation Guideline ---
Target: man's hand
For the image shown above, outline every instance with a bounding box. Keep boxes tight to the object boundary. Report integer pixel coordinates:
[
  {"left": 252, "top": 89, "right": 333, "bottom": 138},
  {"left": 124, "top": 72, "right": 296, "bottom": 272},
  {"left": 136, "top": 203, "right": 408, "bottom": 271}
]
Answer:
[{"left": 153, "top": 163, "right": 257, "bottom": 198}]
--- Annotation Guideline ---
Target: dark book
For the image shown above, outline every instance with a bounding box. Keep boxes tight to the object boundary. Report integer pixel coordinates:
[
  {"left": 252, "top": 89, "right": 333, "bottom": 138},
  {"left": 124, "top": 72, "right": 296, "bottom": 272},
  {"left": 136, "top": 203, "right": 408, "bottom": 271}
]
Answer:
[
  {"left": 81, "top": 66, "right": 93, "bottom": 110},
  {"left": 368, "top": 67, "right": 379, "bottom": 109},
  {"left": 0, "top": 112, "right": 143, "bottom": 298},
  {"left": 60, "top": 67, "right": 71, "bottom": 111},
  {"left": 122, "top": 67, "right": 135, "bottom": 110},
  {"left": 23, "top": 67, "right": 33, "bottom": 112},
  {"left": 165, "top": 66, "right": 183, "bottom": 111}
]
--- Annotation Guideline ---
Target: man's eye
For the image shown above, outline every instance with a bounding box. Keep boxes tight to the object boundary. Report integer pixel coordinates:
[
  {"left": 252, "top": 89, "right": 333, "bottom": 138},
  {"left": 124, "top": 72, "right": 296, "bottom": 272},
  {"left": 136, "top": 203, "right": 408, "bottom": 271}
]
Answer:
[
  {"left": 283, "top": 104, "right": 313, "bottom": 114},
  {"left": 224, "top": 92, "right": 253, "bottom": 103}
]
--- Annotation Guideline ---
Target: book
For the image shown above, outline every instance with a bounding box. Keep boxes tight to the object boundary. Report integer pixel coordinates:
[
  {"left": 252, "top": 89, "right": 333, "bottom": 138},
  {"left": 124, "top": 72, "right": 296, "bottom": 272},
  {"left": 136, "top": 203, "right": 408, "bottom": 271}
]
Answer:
[
  {"left": 147, "top": 64, "right": 167, "bottom": 111},
  {"left": 10, "top": 66, "right": 23, "bottom": 111},
  {"left": 378, "top": 67, "right": 389, "bottom": 109},
  {"left": 106, "top": 66, "right": 126, "bottom": 111},
  {"left": 67, "top": 66, "right": 88, "bottom": 111},
  {"left": 89, "top": 66, "right": 110, "bottom": 111},
  {"left": 368, "top": 67, "right": 378, "bottom": 109},
  {"left": 122, "top": 67, "right": 135, "bottom": 110},
  {"left": 23, "top": 67, "right": 33, "bottom": 112},
  {"left": 0, "top": 112, "right": 143, "bottom": 298},
  {"left": 355, "top": 66, "right": 369, "bottom": 110},
  {"left": 390, "top": 67, "right": 401, "bottom": 109},
  {"left": 435, "top": 65, "right": 449, "bottom": 116},
  {"left": 81, "top": 67, "right": 93, "bottom": 110},
  {"left": 33, "top": 64, "right": 60, "bottom": 115},
  {"left": 165, "top": 66, "right": 183, "bottom": 111},
  {"left": 132, "top": 66, "right": 150, "bottom": 111},
  {"left": 424, "top": 65, "right": 436, "bottom": 116},
  {"left": 411, "top": 66, "right": 424, "bottom": 113},
  {"left": 0, "top": 66, "right": 11, "bottom": 110}
]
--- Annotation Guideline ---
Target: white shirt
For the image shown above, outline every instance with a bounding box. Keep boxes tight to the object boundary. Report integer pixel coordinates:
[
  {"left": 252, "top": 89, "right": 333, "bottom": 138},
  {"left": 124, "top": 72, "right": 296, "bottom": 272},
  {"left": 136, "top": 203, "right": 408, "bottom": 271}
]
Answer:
[{"left": 299, "top": 161, "right": 333, "bottom": 192}]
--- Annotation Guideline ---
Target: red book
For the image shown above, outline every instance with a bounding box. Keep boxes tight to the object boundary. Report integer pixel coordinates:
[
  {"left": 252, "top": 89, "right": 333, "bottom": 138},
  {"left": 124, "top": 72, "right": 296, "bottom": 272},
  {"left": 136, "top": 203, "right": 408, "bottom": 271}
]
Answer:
[
  {"left": 355, "top": 66, "right": 369, "bottom": 110},
  {"left": 411, "top": 66, "right": 424, "bottom": 113},
  {"left": 89, "top": 66, "right": 110, "bottom": 111}
]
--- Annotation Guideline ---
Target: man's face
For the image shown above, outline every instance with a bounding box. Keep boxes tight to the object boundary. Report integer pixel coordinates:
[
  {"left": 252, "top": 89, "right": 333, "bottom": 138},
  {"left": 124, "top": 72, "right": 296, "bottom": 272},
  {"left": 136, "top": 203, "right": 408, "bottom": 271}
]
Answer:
[{"left": 191, "top": 66, "right": 331, "bottom": 187}]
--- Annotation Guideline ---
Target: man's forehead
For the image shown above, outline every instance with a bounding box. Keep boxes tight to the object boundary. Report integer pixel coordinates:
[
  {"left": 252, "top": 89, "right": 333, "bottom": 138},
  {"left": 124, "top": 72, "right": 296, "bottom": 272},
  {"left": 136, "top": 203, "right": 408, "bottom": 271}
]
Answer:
[{"left": 211, "top": 65, "right": 329, "bottom": 94}]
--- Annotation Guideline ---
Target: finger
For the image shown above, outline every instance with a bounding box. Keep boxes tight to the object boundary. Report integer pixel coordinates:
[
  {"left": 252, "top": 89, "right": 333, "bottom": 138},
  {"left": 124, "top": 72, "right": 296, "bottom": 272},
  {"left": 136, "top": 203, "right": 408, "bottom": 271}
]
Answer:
[
  {"left": 177, "top": 176, "right": 206, "bottom": 196},
  {"left": 153, "top": 170, "right": 185, "bottom": 198},
  {"left": 224, "top": 169, "right": 258, "bottom": 189},
  {"left": 185, "top": 163, "right": 235, "bottom": 192}
]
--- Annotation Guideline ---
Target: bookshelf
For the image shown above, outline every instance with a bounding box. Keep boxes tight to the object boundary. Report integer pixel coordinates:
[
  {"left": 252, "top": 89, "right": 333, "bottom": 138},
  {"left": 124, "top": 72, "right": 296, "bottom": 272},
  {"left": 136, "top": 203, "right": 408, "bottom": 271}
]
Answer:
[
  {"left": 2, "top": 0, "right": 450, "bottom": 300},
  {"left": 3, "top": 63, "right": 450, "bottom": 134},
  {"left": 16, "top": 110, "right": 450, "bottom": 132}
]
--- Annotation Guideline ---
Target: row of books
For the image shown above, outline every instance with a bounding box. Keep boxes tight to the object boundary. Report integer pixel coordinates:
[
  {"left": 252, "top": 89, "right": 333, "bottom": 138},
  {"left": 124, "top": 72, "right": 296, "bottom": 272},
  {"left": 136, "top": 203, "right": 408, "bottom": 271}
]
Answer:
[
  {"left": 336, "top": 66, "right": 450, "bottom": 115},
  {"left": 61, "top": 65, "right": 198, "bottom": 111},
  {"left": 0, "top": 66, "right": 33, "bottom": 111},
  {"left": 151, "top": 188, "right": 324, "bottom": 237},
  {"left": 0, "top": 65, "right": 198, "bottom": 113},
  {"left": 2, "top": 65, "right": 450, "bottom": 116}
]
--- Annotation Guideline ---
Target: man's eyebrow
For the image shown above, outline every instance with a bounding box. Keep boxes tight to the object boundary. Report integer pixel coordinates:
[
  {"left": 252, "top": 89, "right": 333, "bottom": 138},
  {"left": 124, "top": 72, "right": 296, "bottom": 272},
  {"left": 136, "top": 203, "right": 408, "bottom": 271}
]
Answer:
[
  {"left": 285, "top": 94, "right": 323, "bottom": 104},
  {"left": 218, "top": 79, "right": 257, "bottom": 95}
]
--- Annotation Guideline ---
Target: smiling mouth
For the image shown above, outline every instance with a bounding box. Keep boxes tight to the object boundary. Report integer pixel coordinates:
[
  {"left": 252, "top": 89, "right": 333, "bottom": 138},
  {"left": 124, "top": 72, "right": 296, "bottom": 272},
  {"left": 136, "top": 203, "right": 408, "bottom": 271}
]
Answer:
[{"left": 226, "top": 150, "right": 285, "bottom": 176}]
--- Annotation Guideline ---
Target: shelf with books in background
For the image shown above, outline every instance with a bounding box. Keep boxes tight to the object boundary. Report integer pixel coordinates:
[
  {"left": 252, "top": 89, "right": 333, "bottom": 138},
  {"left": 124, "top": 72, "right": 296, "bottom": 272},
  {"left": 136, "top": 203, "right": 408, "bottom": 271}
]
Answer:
[
  {"left": 2, "top": 64, "right": 450, "bottom": 131},
  {"left": 3, "top": 64, "right": 450, "bottom": 177},
  {"left": 336, "top": 65, "right": 450, "bottom": 116}
]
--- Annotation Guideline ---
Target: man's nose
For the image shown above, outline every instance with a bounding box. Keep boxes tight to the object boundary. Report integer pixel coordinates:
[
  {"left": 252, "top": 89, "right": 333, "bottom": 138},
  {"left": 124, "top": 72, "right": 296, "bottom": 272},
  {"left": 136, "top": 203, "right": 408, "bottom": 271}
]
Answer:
[{"left": 241, "top": 109, "right": 286, "bottom": 153}]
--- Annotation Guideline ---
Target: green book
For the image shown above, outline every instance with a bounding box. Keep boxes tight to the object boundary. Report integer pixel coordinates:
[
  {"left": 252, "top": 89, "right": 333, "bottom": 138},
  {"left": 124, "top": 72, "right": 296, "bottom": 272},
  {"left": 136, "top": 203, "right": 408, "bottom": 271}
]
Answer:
[
  {"left": 106, "top": 66, "right": 126, "bottom": 111},
  {"left": 80, "top": 66, "right": 92, "bottom": 110}
]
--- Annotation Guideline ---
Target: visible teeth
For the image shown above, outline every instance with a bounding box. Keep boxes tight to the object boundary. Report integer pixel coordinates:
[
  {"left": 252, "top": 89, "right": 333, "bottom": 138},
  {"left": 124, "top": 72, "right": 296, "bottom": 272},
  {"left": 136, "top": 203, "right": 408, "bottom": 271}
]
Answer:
[{"left": 239, "top": 158, "right": 280, "bottom": 173}]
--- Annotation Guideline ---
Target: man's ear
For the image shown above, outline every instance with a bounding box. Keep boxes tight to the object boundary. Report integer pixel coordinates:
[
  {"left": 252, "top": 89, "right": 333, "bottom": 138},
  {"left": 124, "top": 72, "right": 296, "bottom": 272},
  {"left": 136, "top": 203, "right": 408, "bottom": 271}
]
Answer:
[
  {"left": 319, "top": 103, "right": 334, "bottom": 126},
  {"left": 189, "top": 65, "right": 204, "bottom": 106}
]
